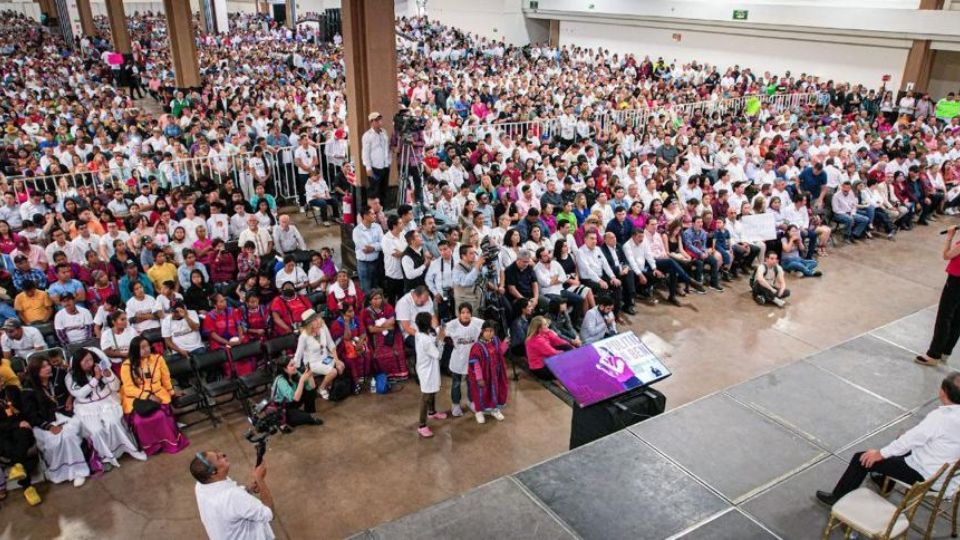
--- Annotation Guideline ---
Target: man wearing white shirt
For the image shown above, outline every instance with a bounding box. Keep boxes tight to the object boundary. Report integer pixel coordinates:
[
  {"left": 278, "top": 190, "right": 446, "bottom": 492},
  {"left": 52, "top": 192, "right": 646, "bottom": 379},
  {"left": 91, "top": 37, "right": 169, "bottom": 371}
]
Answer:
[
  {"left": 381, "top": 216, "right": 408, "bottom": 303},
  {"left": 533, "top": 247, "right": 583, "bottom": 313},
  {"left": 361, "top": 112, "right": 391, "bottom": 201},
  {"left": 425, "top": 241, "right": 455, "bottom": 318},
  {"left": 817, "top": 373, "right": 960, "bottom": 506},
  {"left": 576, "top": 231, "right": 619, "bottom": 293},
  {"left": 206, "top": 202, "right": 230, "bottom": 242},
  {"left": 193, "top": 451, "right": 275, "bottom": 540},
  {"left": 726, "top": 155, "right": 748, "bottom": 185},
  {"left": 293, "top": 137, "right": 319, "bottom": 211}
]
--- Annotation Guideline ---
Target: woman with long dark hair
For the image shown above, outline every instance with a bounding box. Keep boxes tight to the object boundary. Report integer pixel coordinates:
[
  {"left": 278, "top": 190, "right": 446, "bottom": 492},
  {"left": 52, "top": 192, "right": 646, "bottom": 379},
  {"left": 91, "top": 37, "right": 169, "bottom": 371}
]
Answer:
[
  {"left": 67, "top": 348, "right": 145, "bottom": 467},
  {"left": 271, "top": 357, "right": 324, "bottom": 431},
  {"left": 119, "top": 336, "right": 189, "bottom": 455}
]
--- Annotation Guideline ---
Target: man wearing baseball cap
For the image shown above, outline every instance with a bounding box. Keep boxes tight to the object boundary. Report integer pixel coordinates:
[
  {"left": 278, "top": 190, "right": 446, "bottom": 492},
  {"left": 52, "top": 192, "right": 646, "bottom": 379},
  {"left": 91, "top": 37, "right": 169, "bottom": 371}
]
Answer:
[{"left": 362, "top": 111, "right": 390, "bottom": 201}]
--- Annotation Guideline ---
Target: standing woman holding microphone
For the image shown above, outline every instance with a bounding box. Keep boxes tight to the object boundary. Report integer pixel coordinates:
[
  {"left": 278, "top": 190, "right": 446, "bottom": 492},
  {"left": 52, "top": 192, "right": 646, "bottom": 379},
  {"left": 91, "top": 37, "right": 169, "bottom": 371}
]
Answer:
[{"left": 917, "top": 225, "right": 960, "bottom": 366}]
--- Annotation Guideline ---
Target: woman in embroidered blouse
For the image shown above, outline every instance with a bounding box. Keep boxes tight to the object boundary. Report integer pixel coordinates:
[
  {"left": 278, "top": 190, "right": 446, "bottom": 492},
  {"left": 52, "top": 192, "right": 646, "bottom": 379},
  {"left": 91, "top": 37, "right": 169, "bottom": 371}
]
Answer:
[
  {"left": 360, "top": 289, "right": 408, "bottom": 381},
  {"left": 325, "top": 270, "right": 365, "bottom": 316},
  {"left": 100, "top": 311, "right": 139, "bottom": 374},
  {"left": 119, "top": 336, "right": 189, "bottom": 455},
  {"left": 329, "top": 303, "right": 373, "bottom": 395},
  {"left": 67, "top": 348, "right": 145, "bottom": 467}
]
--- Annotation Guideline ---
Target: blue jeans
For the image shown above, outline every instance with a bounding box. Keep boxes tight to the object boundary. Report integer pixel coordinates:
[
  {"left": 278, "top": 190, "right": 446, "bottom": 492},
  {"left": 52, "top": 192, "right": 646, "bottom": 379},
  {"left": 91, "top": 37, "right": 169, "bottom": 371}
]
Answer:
[
  {"left": 357, "top": 260, "right": 378, "bottom": 293},
  {"left": 835, "top": 212, "right": 869, "bottom": 238},
  {"left": 451, "top": 373, "right": 464, "bottom": 406},
  {"left": 782, "top": 258, "right": 818, "bottom": 276}
]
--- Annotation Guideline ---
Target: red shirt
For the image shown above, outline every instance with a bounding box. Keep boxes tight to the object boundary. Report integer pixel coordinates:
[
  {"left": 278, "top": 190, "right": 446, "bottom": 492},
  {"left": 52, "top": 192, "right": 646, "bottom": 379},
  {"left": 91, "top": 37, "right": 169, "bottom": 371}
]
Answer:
[
  {"left": 203, "top": 307, "right": 243, "bottom": 350},
  {"left": 948, "top": 249, "right": 960, "bottom": 277},
  {"left": 270, "top": 295, "right": 312, "bottom": 335}
]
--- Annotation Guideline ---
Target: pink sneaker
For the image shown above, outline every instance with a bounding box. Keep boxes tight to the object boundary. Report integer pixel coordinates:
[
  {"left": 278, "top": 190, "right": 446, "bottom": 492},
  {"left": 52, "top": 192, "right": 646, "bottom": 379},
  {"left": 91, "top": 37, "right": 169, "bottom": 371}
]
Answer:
[
  {"left": 417, "top": 426, "right": 434, "bottom": 438},
  {"left": 428, "top": 411, "right": 448, "bottom": 420}
]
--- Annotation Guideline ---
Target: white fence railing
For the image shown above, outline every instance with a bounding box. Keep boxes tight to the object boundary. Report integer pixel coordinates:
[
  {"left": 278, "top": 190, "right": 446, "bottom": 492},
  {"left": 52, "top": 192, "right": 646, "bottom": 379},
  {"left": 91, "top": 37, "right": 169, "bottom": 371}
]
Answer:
[{"left": 7, "top": 92, "right": 817, "bottom": 204}]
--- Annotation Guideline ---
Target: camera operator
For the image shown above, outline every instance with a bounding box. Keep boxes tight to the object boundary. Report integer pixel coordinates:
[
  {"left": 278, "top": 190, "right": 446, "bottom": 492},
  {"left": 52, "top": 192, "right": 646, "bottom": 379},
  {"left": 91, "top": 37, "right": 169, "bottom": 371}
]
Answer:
[
  {"left": 426, "top": 240, "right": 456, "bottom": 322},
  {"left": 192, "top": 451, "right": 275, "bottom": 540},
  {"left": 361, "top": 112, "right": 390, "bottom": 202},
  {"left": 453, "top": 244, "right": 501, "bottom": 310}
]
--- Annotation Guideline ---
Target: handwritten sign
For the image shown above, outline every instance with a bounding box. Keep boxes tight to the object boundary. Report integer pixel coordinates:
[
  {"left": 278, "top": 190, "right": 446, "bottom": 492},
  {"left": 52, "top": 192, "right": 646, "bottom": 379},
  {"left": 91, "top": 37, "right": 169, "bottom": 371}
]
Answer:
[{"left": 740, "top": 212, "right": 777, "bottom": 242}]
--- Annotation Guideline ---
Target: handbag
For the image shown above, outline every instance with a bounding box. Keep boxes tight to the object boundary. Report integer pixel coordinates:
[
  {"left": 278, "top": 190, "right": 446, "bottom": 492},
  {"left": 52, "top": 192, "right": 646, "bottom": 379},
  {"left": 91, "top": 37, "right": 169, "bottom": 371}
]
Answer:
[{"left": 132, "top": 358, "right": 161, "bottom": 416}]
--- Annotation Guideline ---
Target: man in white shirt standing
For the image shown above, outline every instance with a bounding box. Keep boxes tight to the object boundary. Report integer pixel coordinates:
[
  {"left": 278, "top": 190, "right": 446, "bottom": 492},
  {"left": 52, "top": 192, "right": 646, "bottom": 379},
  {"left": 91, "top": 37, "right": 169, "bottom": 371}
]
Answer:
[
  {"left": 817, "top": 372, "right": 960, "bottom": 506},
  {"left": 193, "top": 451, "right": 275, "bottom": 540},
  {"left": 362, "top": 112, "right": 391, "bottom": 202},
  {"left": 293, "top": 137, "right": 319, "bottom": 213}
]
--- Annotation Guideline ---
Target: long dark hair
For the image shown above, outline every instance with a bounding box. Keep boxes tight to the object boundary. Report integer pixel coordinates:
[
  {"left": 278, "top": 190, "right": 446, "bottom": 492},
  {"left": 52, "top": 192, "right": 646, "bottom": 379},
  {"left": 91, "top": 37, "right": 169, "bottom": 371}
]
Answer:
[
  {"left": 70, "top": 348, "right": 103, "bottom": 389},
  {"left": 127, "top": 335, "right": 149, "bottom": 385}
]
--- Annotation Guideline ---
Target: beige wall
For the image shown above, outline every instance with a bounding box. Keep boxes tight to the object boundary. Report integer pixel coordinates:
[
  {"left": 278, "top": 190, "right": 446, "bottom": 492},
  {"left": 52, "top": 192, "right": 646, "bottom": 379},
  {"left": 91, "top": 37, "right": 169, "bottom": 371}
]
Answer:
[{"left": 929, "top": 50, "right": 960, "bottom": 99}]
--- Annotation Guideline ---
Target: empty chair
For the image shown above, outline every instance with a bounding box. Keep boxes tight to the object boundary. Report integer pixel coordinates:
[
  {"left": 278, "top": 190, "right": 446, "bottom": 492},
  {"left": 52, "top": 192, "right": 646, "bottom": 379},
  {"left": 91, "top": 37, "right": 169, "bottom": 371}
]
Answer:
[
  {"left": 265, "top": 333, "right": 298, "bottom": 364},
  {"left": 822, "top": 463, "right": 949, "bottom": 540},
  {"left": 230, "top": 342, "right": 273, "bottom": 398},
  {"left": 192, "top": 349, "right": 239, "bottom": 406},
  {"left": 164, "top": 352, "right": 216, "bottom": 427}
]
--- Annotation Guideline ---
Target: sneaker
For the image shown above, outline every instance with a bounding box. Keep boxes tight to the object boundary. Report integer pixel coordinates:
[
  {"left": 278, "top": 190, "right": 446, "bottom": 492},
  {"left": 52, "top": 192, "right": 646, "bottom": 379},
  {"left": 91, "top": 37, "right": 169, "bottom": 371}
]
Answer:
[
  {"left": 319, "top": 388, "right": 330, "bottom": 400},
  {"left": 417, "top": 426, "right": 434, "bottom": 438},
  {"left": 323, "top": 221, "right": 332, "bottom": 227},
  {"left": 915, "top": 355, "right": 940, "bottom": 367},
  {"left": 772, "top": 297, "right": 786, "bottom": 307},
  {"left": 812, "top": 271, "right": 823, "bottom": 277},
  {"left": 428, "top": 411, "right": 448, "bottom": 420},
  {"left": 668, "top": 296, "right": 682, "bottom": 307},
  {"left": 709, "top": 285, "right": 725, "bottom": 292},
  {"left": 23, "top": 486, "right": 41, "bottom": 506},
  {"left": 475, "top": 411, "right": 486, "bottom": 424},
  {"left": 451, "top": 404, "right": 464, "bottom": 417},
  {"left": 491, "top": 409, "right": 505, "bottom": 421},
  {"left": 73, "top": 476, "right": 86, "bottom": 488},
  {"left": 7, "top": 463, "right": 26, "bottom": 483},
  {"left": 310, "top": 416, "right": 324, "bottom": 426},
  {"left": 299, "top": 206, "right": 306, "bottom": 214}
]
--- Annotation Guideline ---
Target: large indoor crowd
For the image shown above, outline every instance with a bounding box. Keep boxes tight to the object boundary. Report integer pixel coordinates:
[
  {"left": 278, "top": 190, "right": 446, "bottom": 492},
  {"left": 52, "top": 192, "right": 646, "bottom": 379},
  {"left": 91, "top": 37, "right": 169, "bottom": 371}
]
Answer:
[{"left": 0, "top": 8, "right": 959, "bottom": 507}]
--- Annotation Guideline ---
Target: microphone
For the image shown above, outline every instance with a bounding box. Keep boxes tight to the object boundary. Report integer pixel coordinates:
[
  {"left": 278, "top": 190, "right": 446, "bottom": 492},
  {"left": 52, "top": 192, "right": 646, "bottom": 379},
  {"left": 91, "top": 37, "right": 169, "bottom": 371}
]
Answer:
[{"left": 941, "top": 229, "right": 954, "bottom": 235}]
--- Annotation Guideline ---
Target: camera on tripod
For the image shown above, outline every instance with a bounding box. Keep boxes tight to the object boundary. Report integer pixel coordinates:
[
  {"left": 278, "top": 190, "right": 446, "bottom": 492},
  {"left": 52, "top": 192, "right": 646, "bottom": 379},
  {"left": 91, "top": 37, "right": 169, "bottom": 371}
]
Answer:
[
  {"left": 393, "top": 108, "right": 427, "bottom": 138},
  {"left": 479, "top": 236, "right": 500, "bottom": 272}
]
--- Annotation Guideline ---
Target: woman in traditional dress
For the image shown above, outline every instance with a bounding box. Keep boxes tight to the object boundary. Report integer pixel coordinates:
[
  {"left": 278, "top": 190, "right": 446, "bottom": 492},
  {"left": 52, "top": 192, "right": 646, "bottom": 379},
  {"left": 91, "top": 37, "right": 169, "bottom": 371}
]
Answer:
[
  {"left": 66, "top": 348, "right": 146, "bottom": 468},
  {"left": 325, "top": 270, "right": 365, "bottom": 316},
  {"left": 466, "top": 321, "right": 509, "bottom": 424},
  {"left": 329, "top": 303, "right": 373, "bottom": 395},
  {"left": 21, "top": 357, "right": 90, "bottom": 486},
  {"left": 360, "top": 289, "right": 408, "bottom": 381},
  {"left": 119, "top": 336, "right": 189, "bottom": 455}
]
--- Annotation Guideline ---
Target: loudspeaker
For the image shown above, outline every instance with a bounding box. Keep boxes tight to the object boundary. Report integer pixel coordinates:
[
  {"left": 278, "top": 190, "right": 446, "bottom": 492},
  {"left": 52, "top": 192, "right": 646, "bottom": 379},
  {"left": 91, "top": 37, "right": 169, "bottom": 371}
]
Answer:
[{"left": 569, "top": 387, "right": 666, "bottom": 450}]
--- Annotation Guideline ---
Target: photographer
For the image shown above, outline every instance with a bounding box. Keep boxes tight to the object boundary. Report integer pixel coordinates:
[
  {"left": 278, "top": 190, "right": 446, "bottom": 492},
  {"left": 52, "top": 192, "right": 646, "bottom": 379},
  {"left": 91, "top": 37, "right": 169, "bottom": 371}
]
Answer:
[
  {"left": 453, "top": 244, "right": 503, "bottom": 311},
  {"left": 271, "top": 357, "right": 324, "bottom": 430},
  {"left": 192, "top": 451, "right": 275, "bottom": 540},
  {"left": 426, "top": 241, "right": 456, "bottom": 322}
]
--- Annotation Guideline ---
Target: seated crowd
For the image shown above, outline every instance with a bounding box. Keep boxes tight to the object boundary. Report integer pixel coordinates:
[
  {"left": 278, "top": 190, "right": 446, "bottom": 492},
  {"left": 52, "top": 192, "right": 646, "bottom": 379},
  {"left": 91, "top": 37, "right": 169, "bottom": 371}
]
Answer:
[{"left": 1, "top": 9, "right": 960, "bottom": 508}]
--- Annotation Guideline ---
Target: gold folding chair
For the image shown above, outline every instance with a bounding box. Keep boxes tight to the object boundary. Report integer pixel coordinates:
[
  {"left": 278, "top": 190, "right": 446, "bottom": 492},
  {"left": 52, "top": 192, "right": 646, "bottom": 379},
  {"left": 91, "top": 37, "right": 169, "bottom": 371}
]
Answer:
[
  {"left": 822, "top": 463, "right": 949, "bottom": 540},
  {"left": 882, "top": 458, "right": 960, "bottom": 539}
]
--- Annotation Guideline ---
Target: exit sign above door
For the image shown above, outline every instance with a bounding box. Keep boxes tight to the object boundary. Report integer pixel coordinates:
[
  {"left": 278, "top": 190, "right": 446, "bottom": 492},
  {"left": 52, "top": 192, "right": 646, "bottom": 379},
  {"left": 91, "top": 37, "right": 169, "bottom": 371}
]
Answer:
[{"left": 733, "top": 10, "right": 749, "bottom": 20}]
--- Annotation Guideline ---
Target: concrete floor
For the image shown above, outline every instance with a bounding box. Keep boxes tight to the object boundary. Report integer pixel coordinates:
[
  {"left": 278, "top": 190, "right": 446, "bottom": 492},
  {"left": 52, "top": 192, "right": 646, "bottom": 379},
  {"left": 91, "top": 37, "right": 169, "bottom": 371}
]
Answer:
[{"left": 0, "top": 214, "right": 953, "bottom": 540}]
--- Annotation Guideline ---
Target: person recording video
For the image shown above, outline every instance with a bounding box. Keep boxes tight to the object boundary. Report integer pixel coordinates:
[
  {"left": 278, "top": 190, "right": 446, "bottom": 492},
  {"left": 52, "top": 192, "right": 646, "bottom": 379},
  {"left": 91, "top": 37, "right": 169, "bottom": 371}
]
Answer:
[{"left": 192, "top": 451, "right": 275, "bottom": 540}]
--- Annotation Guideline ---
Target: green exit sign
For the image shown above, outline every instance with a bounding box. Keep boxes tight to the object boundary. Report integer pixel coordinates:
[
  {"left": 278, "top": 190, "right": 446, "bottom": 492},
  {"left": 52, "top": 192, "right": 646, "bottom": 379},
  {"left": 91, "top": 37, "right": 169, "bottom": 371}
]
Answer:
[{"left": 733, "top": 9, "right": 749, "bottom": 20}]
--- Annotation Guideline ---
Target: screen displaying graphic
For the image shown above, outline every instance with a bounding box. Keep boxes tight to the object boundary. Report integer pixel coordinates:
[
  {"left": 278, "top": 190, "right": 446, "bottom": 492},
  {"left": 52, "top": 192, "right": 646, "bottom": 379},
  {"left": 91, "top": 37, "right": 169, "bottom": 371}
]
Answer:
[{"left": 545, "top": 332, "right": 671, "bottom": 407}]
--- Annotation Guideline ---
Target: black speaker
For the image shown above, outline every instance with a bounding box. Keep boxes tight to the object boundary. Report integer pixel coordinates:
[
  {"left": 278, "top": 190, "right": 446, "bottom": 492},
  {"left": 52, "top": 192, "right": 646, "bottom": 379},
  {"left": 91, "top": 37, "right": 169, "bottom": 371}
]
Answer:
[{"left": 569, "top": 387, "right": 666, "bottom": 449}]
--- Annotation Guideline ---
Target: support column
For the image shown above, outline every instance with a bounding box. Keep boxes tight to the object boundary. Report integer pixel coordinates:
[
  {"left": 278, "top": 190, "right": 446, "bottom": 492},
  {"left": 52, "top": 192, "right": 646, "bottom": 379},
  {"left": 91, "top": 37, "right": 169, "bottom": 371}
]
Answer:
[
  {"left": 549, "top": 20, "right": 560, "bottom": 47},
  {"left": 259, "top": 1, "right": 270, "bottom": 15},
  {"left": 901, "top": 0, "right": 942, "bottom": 91},
  {"left": 75, "top": 0, "right": 95, "bottom": 37},
  {"left": 163, "top": 0, "right": 202, "bottom": 89},
  {"left": 105, "top": 0, "right": 131, "bottom": 54},
  {"left": 285, "top": 0, "right": 297, "bottom": 29}
]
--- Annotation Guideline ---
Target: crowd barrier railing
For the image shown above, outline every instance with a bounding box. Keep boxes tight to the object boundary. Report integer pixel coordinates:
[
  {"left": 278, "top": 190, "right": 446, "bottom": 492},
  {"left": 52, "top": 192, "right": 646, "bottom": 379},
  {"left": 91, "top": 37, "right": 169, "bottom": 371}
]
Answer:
[{"left": 5, "top": 92, "right": 815, "bottom": 204}]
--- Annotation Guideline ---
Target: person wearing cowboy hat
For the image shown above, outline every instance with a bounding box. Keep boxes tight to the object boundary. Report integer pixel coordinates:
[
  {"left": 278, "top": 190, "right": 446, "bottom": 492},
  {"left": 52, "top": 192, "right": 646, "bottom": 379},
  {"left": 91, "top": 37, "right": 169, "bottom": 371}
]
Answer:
[{"left": 293, "top": 308, "right": 344, "bottom": 401}]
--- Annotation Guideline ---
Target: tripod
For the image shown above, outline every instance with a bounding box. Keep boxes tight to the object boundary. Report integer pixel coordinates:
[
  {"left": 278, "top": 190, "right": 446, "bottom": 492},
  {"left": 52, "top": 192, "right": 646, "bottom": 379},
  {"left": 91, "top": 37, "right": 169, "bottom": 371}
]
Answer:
[{"left": 396, "top": 137, "right": 428, "bottom": 219}]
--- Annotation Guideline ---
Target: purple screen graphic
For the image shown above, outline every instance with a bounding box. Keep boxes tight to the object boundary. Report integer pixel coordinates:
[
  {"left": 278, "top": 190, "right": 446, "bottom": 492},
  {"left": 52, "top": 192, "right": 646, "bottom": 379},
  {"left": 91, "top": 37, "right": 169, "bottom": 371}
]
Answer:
[{"left": 546, "top": 332, "right": 670, "bottom": 407}]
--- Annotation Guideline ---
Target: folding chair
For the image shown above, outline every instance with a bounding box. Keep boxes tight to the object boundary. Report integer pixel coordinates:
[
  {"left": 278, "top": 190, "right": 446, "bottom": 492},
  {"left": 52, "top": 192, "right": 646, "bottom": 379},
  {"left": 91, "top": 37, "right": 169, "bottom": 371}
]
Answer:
[
  {"left": 230, "top": 342, "right": 274, "bottom": 398},
  {"left": 192, "top": 350, "right": 239, "bottom": 407},
  {"left": 823, "top": 463, "right": 949, "bottom": 540},
  {"left": 883, "top": 458, "right": 960, "bottom": 539},
  {"left": 165, "top": 352, "right": 217, "bottom": 427}
]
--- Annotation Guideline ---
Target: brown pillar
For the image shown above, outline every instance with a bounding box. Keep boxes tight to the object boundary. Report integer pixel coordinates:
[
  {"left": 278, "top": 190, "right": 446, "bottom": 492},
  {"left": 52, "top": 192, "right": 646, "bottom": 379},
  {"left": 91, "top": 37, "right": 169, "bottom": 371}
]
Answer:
[
  {"left": 258, "top": 0, "right": 270, "bottom": 15},
  {"left": 163, "top": 0, "right": 202, "bottom": 89},
  {"left": 75, "top": 0, "right": 95, "bottom": 37},
  {"left": 901, "top": 0, "right": 941, "bottom": 91},
  {"left": 285, "top": 0, "right": 296, "bottom": 29},
  {"left": 105, "top": 0, "right": 131, "bottom": 54},
  {"left": 549, "top": 20, "right": 560, "bottom": 47},
  {"left": 902, "top": 40, "right": 933, "bottom": 92},
  {"left": 342, "top": 0, "right": 398, "bottom": 192}
]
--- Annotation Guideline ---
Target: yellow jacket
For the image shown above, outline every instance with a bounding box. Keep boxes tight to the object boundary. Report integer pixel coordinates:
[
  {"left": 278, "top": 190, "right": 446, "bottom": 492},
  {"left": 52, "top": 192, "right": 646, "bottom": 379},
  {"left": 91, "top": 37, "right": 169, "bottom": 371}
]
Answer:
[{"left": 119, "top": 354, "right": 173, "bottom": 414}]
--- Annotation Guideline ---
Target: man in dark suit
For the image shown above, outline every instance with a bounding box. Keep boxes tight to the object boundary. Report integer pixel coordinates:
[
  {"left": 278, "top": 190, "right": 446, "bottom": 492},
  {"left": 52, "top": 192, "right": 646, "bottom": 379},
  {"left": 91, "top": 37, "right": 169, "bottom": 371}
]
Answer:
[{"left": 600, "top": 231, "right": 637, "bottom": 315}]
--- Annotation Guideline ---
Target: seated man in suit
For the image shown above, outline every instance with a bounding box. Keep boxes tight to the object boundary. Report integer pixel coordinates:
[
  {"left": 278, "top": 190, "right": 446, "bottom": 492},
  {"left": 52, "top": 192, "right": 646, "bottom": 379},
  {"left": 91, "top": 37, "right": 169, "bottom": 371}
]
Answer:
[{"left": 816, "top": 372, "right": 960, "bottom": 505}]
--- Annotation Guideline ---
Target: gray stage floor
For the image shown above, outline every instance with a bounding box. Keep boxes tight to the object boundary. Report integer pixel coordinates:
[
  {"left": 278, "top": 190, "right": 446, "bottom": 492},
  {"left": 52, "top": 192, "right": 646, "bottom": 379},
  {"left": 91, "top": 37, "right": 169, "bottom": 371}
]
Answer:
[{"left": 356, "top": 306, "right": 959, "bottom": 540}]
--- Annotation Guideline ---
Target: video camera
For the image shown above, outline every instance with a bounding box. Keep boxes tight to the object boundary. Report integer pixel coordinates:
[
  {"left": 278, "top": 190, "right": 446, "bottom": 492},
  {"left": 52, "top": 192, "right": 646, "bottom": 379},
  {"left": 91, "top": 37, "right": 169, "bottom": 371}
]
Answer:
[
  {"left": 478, "top": 236, "right": 500, "bottom": 273},
  {"left": 393, "top": 108, "right": 427, "bottom": 137},
  {"left": 244, "top": 399, "right": 283, "bottom": 465}
]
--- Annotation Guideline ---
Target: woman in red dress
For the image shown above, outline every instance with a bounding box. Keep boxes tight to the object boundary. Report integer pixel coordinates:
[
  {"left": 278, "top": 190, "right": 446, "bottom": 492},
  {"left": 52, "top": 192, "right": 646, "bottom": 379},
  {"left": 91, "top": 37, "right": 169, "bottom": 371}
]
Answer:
[
  {"left": 326, "top": 270, "right": 364, "bottom": 317},
  {"left": 329, "top": 303, "right": 373, "bottom": 394},
  {"left": 466, "top": 321, "right": 509, "bottom": 424},
  {"left": 360, "top": 289, "right": 408, "bottom": 381}
]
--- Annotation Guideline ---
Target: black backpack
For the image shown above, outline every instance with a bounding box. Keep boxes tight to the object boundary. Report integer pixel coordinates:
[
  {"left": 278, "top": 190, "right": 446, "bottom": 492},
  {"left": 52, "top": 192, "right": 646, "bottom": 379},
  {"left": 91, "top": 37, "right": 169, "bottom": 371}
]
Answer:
[{"left": 327, "top": 366, "right": 352, "bottom": 402}]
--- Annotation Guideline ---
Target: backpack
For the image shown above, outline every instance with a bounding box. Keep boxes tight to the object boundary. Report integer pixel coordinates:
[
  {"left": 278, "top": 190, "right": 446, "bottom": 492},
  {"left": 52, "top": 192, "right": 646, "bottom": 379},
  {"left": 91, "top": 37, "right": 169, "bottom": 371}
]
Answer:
[{"left": 327, "top": 375, "right": 351, "bottom": 402}]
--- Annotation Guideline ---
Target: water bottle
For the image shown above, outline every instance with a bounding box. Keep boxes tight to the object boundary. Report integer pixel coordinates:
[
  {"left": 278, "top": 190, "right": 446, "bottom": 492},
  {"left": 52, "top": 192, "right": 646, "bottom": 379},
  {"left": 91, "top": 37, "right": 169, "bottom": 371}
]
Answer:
[{"left": 370, "top": 377, "right": 377, "bottom": 393}]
